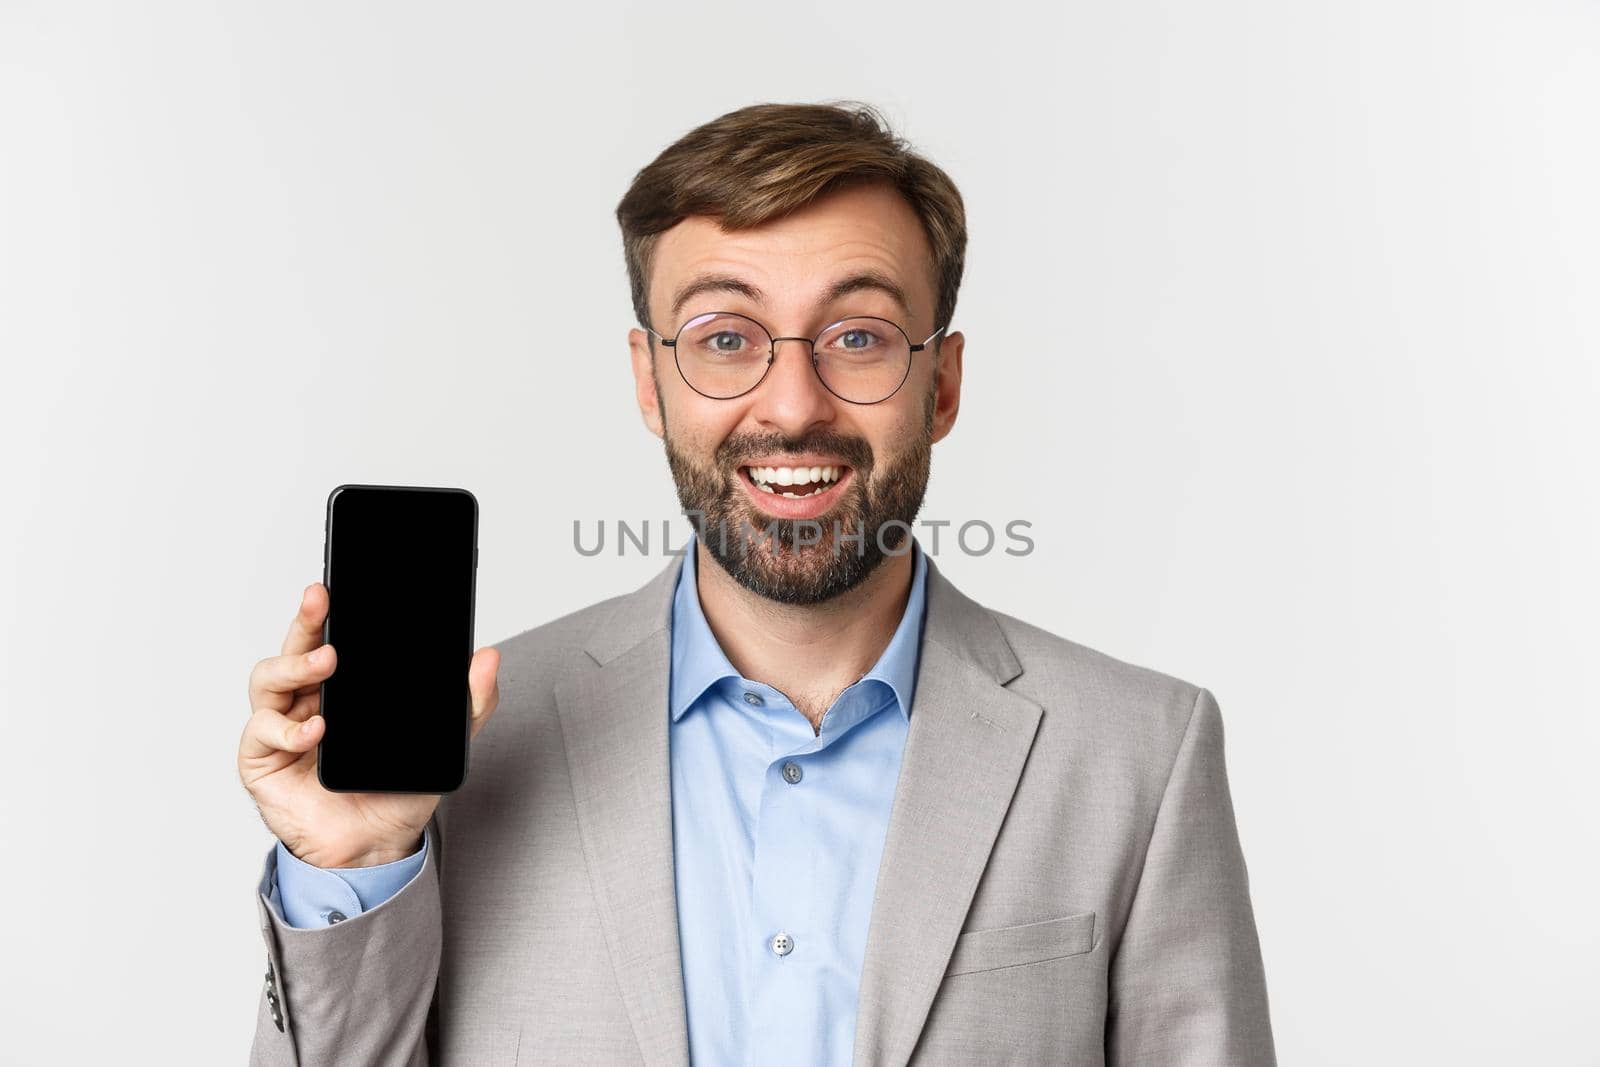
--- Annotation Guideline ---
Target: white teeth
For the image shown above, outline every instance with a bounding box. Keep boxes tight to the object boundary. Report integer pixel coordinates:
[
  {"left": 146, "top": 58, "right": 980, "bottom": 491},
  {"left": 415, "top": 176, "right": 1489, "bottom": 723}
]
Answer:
[
  {"left": 746, "top": 464, "right": 848, "bottom": 488},
  {"left": 758, "top": 482, "right": 774, "bottom": 494}
]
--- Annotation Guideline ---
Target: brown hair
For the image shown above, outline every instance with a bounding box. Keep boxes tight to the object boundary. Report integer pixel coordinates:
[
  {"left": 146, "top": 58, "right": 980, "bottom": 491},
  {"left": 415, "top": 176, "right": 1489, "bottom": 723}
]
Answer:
[{"left": 615, "top": 100, "right": 967, "bottom": 347}]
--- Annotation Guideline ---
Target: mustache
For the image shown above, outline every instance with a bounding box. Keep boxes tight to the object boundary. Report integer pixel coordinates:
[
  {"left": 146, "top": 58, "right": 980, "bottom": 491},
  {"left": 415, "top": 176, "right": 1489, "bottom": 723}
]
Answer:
[{"left": 714, "top": 430, "right": 873, "bottom": 470}]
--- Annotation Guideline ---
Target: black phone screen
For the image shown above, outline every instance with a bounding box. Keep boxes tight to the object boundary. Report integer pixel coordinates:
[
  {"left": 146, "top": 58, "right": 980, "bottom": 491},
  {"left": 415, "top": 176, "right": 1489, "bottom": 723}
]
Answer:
[{"left": 317, "top": 484, "right": 478, "bottom": 793}]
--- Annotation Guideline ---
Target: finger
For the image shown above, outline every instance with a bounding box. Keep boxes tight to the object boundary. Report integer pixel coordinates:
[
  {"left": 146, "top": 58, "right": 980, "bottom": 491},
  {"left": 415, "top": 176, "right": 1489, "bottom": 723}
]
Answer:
[
  {"left": 280, "top": 583, "right": 329, "bottom": 658},
  {"left": 240, "top": 704, "right": 324, "bottom": 762},
  {"left": 467, "top": 647, "right": 501, "bottom": 739},
  {"left": 249, "top": 644, "right": 337, "bottom": 715}
]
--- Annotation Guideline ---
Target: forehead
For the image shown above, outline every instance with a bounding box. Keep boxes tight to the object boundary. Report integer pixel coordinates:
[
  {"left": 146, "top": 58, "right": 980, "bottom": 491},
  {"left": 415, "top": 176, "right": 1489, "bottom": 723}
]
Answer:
[{"left": 649, "top": 181, "right": 935, "bottom": 323}]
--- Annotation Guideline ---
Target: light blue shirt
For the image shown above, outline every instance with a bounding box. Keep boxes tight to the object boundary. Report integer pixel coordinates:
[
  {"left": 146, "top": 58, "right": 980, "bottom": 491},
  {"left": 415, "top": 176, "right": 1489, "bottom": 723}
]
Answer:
[{"left": 269, "top": 536, "right": 928, "bottom": 1065}]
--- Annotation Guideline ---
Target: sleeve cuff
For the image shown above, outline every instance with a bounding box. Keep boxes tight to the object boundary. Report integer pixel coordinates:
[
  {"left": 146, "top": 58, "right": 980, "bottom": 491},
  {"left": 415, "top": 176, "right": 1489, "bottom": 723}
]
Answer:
[{"left": 269, "top": 835, "right": 429, "bottom": 930}]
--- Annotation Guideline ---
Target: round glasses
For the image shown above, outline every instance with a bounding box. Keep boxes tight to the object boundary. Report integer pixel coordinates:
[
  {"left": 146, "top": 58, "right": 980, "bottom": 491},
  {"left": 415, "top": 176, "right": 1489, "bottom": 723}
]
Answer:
[{"left": 647, "top": 312, "right": 945, "bottom": 405}]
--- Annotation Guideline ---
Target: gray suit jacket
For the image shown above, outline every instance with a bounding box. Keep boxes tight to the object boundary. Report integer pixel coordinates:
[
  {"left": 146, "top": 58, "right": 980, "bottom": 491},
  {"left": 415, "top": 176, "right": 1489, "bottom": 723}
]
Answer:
[{"left": 249, "top": 551, "right": 1275, "bottom": 1065}]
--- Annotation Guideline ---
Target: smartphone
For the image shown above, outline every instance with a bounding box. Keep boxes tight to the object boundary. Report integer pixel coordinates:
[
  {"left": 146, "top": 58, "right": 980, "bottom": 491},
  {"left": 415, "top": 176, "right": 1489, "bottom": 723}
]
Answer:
[{"left": 317, "top": 484, "right": 478, "bottom": 793}]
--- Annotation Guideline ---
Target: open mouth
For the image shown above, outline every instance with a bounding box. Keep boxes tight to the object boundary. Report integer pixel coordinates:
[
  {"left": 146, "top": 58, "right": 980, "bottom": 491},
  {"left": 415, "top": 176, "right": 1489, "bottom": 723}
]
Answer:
[
  {"left": 735, "top": 461, "right": 855, "bottom": 520},
  {"left": 742, "top": 464, "right": 848, "bottom": 498}
]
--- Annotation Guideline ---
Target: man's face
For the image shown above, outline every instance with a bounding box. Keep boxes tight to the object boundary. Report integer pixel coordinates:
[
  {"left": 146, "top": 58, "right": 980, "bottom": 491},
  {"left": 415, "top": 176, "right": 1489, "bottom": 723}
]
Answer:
[{"left": 628, "top": 180, "right": 964, "bottom": 605}]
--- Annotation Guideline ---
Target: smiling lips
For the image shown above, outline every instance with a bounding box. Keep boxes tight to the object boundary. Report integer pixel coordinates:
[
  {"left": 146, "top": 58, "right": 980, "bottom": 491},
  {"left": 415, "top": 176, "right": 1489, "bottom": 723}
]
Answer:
[{"left": 735, "top": 460, "right": 856, "bottom": 521}]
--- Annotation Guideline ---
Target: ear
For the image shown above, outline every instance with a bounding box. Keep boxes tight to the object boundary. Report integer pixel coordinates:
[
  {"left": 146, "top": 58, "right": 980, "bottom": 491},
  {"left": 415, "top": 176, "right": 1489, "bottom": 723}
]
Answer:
[
  {"left": 929, "top": 330, "right": 964, "bottom": 444},
  {"left": 629, "top": 328, "right": 665, "bottom": 439}
]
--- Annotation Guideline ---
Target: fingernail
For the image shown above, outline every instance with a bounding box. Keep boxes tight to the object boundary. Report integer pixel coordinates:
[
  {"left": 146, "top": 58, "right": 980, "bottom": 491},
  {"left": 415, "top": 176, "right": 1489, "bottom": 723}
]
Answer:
[
  {"left": 307, "top": 647, "right": 323, "bottom": 664},
  {"left": 301, "top": 719, "right": 317, "bottom": 734}
]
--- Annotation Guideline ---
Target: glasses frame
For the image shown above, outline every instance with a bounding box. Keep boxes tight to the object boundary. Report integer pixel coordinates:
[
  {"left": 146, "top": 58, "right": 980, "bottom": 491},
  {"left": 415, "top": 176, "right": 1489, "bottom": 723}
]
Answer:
[{"left": 646, "top": 311, "right": 947, "bottom": 405}]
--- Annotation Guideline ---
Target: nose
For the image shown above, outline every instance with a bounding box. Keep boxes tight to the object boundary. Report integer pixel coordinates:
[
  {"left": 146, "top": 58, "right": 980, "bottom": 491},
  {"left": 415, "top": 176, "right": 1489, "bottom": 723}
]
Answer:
[{"left": 748, "top": 336, "right": 836, "bottom": 435}]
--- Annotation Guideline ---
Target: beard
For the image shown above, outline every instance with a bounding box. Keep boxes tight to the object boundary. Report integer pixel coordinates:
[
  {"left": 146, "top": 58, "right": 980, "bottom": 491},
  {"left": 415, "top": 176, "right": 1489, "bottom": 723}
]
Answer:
[{"left": 661, "top": 390, "right": 935, "bottom": 606}]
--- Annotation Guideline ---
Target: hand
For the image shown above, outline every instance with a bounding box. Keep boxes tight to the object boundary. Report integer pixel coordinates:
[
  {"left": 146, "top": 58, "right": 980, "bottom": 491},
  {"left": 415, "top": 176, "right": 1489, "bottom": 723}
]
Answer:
[{"left": 238, "top": 581, "right": 500, "bottom": 868}]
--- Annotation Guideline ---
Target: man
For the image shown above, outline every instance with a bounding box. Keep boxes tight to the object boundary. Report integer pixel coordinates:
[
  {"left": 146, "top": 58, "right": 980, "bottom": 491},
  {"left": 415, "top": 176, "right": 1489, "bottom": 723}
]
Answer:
[{"left": 241, "top": 101, "right": 1276, "bottom": 1065}]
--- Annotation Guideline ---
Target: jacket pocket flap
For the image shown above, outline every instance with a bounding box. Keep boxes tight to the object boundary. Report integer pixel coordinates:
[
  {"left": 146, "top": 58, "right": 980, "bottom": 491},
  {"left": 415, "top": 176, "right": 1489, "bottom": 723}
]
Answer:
[{"left": 944, "top": 910, "right": 1097, "bottom": 976}]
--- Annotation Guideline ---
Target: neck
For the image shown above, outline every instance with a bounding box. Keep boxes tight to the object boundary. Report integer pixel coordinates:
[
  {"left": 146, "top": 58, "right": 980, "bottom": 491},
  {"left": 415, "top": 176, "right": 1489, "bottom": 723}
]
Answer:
[{"left": 693, "top": 539, "right": 914, "bottom": 734}]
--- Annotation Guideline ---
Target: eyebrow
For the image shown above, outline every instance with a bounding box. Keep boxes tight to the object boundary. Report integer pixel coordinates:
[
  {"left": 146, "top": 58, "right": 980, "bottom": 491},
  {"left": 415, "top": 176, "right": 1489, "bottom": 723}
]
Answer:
[{"left": 668, "top": 269, "right": 914, "bottom": 323}]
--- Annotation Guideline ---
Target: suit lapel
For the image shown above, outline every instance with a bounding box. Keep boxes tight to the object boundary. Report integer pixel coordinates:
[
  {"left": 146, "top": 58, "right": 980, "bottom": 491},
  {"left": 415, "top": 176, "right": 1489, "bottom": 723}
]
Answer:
[
  {"left": 851, "top": 556, "right": 1043, "bottom": 1067},
  {"left": 556, "top": 555, "right": 690, "bottom": 1067}
]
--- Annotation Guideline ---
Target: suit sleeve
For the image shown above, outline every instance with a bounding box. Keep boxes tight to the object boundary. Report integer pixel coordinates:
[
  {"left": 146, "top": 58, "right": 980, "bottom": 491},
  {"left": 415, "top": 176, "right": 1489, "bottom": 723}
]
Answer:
[
  {"left": 249, "top": 815, "right": 445, "bottom": 1066},
  {"left": 1105, "top": 687, "right": 1277, "bottom": 1066}
]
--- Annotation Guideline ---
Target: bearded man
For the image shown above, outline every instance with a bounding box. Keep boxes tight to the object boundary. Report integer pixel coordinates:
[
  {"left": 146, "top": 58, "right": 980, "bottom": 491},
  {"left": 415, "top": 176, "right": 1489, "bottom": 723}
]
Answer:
[{"left": 241, "top": 100, "right": 1277, "bottom": 1066}]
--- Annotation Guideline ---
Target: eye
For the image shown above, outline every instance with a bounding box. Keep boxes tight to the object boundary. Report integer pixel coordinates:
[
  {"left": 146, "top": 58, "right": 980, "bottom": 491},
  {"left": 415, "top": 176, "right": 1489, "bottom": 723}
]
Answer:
[
  {"left": 823, "top": 326, "right": 886, "bottom": 358},
  {"left": 677, "top": 313, "right": 769, "bottom": 361}
]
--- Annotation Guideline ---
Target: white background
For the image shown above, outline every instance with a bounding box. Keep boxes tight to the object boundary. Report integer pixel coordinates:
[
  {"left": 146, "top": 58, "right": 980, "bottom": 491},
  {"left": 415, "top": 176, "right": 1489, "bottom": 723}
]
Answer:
[{"left": 2, "top": 1, "right": 1597, "bottom": 1063}]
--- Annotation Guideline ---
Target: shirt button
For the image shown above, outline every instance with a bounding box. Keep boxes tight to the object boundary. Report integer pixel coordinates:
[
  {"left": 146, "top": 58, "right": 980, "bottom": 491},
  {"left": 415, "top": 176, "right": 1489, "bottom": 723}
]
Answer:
[
  {"left": 770, "top": 932, "right": 794, "bottom": 957},
  {"left": 743, "top": 692, "right": 764, "bottom": 707},
  {"left": 781, "top": 760, "right": 803, "bottom": 784},
  {"left": 325, "top": 910, "right": 348, "bottom": 925}
]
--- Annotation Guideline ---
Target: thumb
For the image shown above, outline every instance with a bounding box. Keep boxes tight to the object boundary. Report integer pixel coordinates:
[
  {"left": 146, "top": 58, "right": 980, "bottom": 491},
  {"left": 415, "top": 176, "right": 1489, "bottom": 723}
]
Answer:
[{"left": 468, "top": 648, "right": 501, "bottom": 738}]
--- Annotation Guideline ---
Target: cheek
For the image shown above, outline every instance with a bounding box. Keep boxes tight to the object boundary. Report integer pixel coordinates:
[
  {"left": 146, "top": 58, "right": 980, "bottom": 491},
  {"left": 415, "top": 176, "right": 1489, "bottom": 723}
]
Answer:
[
  {"left": 663, "top": 395, "right": 751, "bottom": 454},
  {"left": 865, "top": 409, "right": 926, "bottom": 465}
]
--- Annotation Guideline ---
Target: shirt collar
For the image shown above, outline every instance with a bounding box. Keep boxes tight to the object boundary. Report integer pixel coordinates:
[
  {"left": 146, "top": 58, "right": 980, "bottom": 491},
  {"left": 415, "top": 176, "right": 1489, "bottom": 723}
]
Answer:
[{"left": 669, "top": 533, "right": 929, "bottom": 724}]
